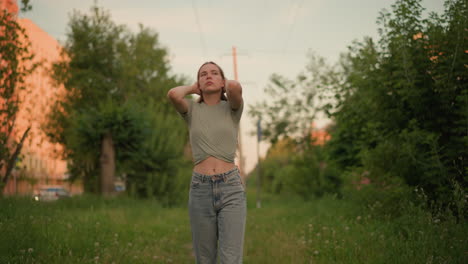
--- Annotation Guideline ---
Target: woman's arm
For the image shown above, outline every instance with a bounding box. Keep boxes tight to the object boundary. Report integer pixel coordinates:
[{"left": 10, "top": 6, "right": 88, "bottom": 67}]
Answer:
[
  {"left": 167, "top": 83, "right": 199, "bottom": 114},
  {"left": 225, "top": 80, "right": 243, "bottom": 110}
]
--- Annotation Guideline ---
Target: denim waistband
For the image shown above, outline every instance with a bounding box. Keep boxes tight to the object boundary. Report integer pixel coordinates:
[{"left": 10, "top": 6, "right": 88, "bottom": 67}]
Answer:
[{"left": 192, "top": 167, "right": 239, "bottom": 182}]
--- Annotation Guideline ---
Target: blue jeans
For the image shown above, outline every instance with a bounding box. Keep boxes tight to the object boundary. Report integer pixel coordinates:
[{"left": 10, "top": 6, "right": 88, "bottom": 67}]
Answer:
[{"left": 189, "top": 167, "right": 247, "bottom": 264}]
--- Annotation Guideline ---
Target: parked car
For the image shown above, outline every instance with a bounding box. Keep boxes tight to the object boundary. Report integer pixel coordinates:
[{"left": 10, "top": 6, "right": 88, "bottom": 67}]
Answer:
[{"left": 33, "top": 186, "right": 71, "bottom": 201}]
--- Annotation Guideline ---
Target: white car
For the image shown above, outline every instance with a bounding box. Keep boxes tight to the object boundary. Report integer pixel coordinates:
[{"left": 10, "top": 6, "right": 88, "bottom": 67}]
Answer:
[{"left": 33, "top": 186, "right": 71, "bottom": 201}]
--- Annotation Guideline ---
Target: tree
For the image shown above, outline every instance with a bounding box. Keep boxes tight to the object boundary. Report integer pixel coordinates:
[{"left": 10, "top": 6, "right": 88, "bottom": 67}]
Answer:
[
  {"left": 249, "top": 52, "right": 334, "bottom": 145},
  {"left": 249, "top": 0, "right": 467, "bottom": 207},
  {"left": 45, "top": 5, "right": 189, "bottom": 199},
  {"left": 0, "top": 0, "right": 36, "bottom": 193},
  {"left": 326, "top": 0, "right": 467, "bottom": 206},
  {"left": 248, "top": 53, "right": 342, "bottom": 198}
]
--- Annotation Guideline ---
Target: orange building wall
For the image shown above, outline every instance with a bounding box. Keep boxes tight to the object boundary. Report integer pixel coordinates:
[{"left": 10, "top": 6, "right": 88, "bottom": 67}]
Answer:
[
  {"left": 16, "top": 18, "right": 67, "bottom": 179},
  {"left": 310, "top": 123, "right": 331, "bottom": 146},
  {"left": 0, "top": 0, "right": 18, "bottom": 16},
  {"left": 2, "top": 1, "right": 77, "bottom": 195}
]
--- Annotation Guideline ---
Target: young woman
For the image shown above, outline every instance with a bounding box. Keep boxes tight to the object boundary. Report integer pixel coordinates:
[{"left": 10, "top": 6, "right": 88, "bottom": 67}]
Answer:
[{"left": 167, "top": 61, "right": 246, "bottom": 263}]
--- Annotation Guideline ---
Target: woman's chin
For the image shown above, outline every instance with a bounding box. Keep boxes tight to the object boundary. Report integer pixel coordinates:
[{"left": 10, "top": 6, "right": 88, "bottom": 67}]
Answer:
[{"left": 203, "top": 87, "right": 222, "bottom": 94}]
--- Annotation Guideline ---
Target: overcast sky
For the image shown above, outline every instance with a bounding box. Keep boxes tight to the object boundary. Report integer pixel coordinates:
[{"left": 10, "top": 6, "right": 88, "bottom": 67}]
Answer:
[{"left": 21, "top": 0, "right": 445, "bottom": 173}]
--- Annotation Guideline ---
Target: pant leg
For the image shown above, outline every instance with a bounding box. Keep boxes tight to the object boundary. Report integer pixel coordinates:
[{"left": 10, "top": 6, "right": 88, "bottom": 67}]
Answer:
[
  {"left": 217, "top": 173, "right": 247, "bottom": 264},
  {"left": 189, "top": 178, "right": 218, "bottom": 264}
]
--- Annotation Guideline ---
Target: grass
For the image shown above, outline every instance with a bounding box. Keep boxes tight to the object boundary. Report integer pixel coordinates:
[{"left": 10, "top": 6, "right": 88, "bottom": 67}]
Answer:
[{"left": 0, "top": 188, "right": 466, "bottom": 263}]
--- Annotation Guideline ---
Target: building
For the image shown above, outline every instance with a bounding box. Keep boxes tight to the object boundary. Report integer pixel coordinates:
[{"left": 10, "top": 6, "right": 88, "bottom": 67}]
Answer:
[
  {"left": 310, "top": 123, "right": 331, "bottom": 145},
  {"left": 1, "top": 0, "right": 80, "bottom": 195}
]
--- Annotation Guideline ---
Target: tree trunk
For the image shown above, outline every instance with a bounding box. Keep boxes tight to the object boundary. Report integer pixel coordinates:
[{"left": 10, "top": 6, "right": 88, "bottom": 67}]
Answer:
[
  {"left": 100, "top": 132, "right": 115, "bottom": 196},
  {"left": 1, "top": 127, "right": 30, "bottom": 195}
]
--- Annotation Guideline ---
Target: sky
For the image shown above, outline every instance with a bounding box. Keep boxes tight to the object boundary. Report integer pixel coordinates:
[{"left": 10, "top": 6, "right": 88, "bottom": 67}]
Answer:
[{"left": 21, "top": 0, "right": 445, "bottom": 174}]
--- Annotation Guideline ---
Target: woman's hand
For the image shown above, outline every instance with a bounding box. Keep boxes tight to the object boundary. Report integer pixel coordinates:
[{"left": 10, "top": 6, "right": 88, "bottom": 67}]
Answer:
[{"left": 191, "top": 82, "right": 201, "bottom": 95}]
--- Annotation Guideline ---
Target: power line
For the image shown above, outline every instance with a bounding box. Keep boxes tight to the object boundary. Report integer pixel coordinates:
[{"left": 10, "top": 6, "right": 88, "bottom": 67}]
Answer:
[
  {"left": 281, "top": 0, "right": 306, "bottom": 56},
  {"left": 191, "top": 0, "right": 207, "bottom": 58}
]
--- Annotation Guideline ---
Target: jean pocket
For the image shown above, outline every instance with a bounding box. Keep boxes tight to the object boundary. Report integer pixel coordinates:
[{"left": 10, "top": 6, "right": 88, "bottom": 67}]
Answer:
[
  {"left": 226, "top": 176, "right": 242, "bottom": 187},
  {"left": 190, "top": 179, "right": 202, "bottom": 189}
]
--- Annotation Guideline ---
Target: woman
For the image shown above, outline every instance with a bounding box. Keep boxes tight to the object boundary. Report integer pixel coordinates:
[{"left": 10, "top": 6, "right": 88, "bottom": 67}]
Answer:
[{"left": 167, "top": 61, "right": 246, "bottom": 263}]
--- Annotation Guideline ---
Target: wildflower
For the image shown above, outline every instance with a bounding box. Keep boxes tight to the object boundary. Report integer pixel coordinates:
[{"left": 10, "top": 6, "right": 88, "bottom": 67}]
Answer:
[
  {"left": 94, "top": 242, "right": 99, "bottom": 247},
  {"left": 345, "top": 226, "right": 349, "bottom": 231},
  {"left": 27, "top": 248, "right": 33, "bottom": 253},
  {"left": 325, "top": 240, "right": 329, "bottom": 244},
  {"left": 314, "top": 250, "right": 319, "bottom": 255},
  {"left": 356, "top": 216, "right": 362, "bottom": 221}
]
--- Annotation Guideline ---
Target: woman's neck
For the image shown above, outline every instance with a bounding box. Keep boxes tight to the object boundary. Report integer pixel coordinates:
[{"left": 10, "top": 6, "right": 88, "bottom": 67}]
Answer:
[{"left": 203, "top": 92, "right": 222, "bottom": 105}]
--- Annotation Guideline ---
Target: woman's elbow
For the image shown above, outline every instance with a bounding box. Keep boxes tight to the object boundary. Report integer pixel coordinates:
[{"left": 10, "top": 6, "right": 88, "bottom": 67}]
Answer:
[
  {"left": 167, "top": 88, "right": 176, "bottom": 100},
  {"left": 230, "top": 81, "right": 243, "bottom": 95}
]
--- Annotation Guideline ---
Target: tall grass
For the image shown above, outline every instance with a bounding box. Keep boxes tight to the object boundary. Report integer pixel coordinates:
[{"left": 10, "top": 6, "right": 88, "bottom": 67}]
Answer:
[{"left": 1, "top": 189, "right": 466, "bottom": 263}]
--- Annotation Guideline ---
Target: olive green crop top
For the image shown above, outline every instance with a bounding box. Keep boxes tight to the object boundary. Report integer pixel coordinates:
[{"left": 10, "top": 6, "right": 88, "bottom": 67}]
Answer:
[{"left": 181, "top": 99, "right": 243, "bottom": 164}]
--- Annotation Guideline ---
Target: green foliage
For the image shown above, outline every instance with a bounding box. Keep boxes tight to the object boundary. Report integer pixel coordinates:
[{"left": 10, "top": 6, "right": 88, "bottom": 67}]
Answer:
[
  {"left": 124, "top": 101, "right": 191, "bottom": 205},
  {"left": 0, "top": 7, "right": 37, "bottom": 191},
  {"left": 281, "top": 147, "right": 342, "bottom": 200},
  {"left": 248, "top": 53, "right": 343, "bottom": 199},
  {"left": 324, "top": 0, "right": 467, "bottom": 209},
  {"left": 45, "top": 5, "right": 190, "bottom": 201},
  {"left": 249, "top": 53, "right": 333, "bottom": 144},
  {"left": 249, "top": 0, "right": 466, "bottom": 213},
  {"left": 251, "top": 139, "right": 342, "bottom": 200}
]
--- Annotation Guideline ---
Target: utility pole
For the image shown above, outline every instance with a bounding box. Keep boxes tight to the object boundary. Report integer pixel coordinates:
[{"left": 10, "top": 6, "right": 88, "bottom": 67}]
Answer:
[
  {"left": 232, "top": 46, "right": 245, "bottom": 180},
  {"left": 256, "top": 118, "right": 262, "bottom": 208}
]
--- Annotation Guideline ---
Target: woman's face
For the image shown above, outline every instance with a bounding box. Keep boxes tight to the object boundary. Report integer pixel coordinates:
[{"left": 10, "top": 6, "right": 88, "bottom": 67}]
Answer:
[{"left": 198, "top": 63, "right": 225, "bottom": 94}]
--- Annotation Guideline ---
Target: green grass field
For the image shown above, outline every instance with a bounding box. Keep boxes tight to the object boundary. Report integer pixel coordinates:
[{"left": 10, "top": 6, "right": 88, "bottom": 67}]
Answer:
[{"left": 1, "top": 189, "right": 466, "bottom": 263}]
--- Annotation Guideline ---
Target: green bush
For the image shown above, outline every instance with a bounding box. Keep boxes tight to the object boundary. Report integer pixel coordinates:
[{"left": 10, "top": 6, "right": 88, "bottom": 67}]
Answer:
[{"left": 253, "top": 143, "right": 342, "bottom": 200}]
